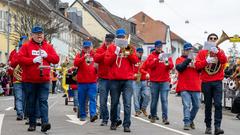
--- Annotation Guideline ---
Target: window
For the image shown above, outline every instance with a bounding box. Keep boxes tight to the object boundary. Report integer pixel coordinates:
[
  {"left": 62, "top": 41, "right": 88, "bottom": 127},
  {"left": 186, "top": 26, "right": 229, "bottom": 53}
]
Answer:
[
  {"left": 142, "top": 14, "right": 145, "bottom": 22},
  {"left": 130, "top": 23, "right": 136, "bottom": 34},
  {"left": 0, "top": 10, "right": 7, "bottom": 32}
]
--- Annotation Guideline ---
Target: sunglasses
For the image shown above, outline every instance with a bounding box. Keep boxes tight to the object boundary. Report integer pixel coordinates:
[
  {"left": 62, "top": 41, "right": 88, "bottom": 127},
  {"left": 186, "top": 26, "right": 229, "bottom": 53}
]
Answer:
[{"left": 209, "top": 37, "right": 218, "bottom": 41}]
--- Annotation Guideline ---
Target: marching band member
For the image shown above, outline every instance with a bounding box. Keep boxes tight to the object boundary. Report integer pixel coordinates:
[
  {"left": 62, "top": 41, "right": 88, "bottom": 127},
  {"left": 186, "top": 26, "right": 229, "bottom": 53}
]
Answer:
[
  {"left": 195, "top": 33, "right": 227, "bottom": 135},
  {"left": 74, "top": 41, "right": 98, "bottom": 122},
  {"left": 18, "top": 26, "right": 59, "bottom": 132},
  {"left": 175, "top": 43, "right": 201, "bottom": 130},
  {"left": 133, "top": 47, "right": 150, "bottom": 117},
  {"left": 94, "top": 34, "right": 122, "bottom": 126},
  {"left": 9, "top": 36, "right": 28, "bottom": 121},
  {"left": 143, "top": 40, "right": 174, "bottom": 124},
  {"left": 104, "top": 28, "right": 138, "bottom": 132}
]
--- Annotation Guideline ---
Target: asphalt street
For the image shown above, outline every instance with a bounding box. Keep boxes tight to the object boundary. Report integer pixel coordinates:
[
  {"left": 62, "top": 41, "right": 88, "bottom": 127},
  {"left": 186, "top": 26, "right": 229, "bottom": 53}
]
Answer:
[{"left": 0, "top": 93, "right": 239, "bottom": 135}]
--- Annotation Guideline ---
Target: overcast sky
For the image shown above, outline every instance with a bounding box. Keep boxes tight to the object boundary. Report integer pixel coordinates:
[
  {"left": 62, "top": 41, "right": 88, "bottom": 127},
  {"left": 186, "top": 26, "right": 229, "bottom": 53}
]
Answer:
[{"left": 62, "top": 0, "right": 240, "bottom": 53}]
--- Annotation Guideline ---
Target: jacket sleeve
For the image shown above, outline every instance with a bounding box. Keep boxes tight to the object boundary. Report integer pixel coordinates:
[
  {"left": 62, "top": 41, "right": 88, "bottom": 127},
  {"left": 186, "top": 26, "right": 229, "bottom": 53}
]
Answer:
[
  {"left": 216, "top": 49, "right": 227, "bottom": 64},
  {"left": 74, "top": 53, "right": 85, "bottom": 67},
  {"left": 176, "top": 58, "right": 192, "bottom": 72},
  {"left": 167, "top": 57, "right": 174, "bottom": 70},
  {"left": 9, "top": 50, "right": 18, "bottom": 68},
  {"left": 140, "top": 61, "right": 149, "bottom": 74},
  {"left": 18, "top": 45, "right": 35, "bottom": 66},
  {"left": 94, "top": 47, "right": 105, "bottom": 63},
  {"left": 104, "top": 46, "right": 117, "bottom": 66},
  {"left": 194, "top": 51, "right": 208, "bottom": 70},
  {"left": 45, "top": 45, "right": 60, "bottom": 64},
  {"left": 128, "top": 51, "right": 139, "bottom": 65}
]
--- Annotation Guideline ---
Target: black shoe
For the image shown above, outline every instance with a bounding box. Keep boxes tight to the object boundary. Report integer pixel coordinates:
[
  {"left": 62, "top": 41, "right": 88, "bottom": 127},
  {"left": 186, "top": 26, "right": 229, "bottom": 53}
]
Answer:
[
  {"left": 90, "top": 115, "right": 98, "bottom": 122},
  {"left": 236, "top": 114, "right": 240, "bottom": 120},
  {"left": 62, "top": 94, "right": 67, "bottom": 97},
  {"left": 36, "top": 119, "right": 41, "bottom": 126},
  {"left": 16, "top": 115, "right": 23, "bottom": 121},
  {"left": 116, "top": 120, "right": 122, "bottom": 127},
  {"left": 27, "top": 126, "right": 36, "bottom": 132},
  {"left": 205, "top": 128, "right": 212, "bottom": 134},
  {"left": 183, "top": 124, "right": 190, "bottom": 130},
  {"left": 41, "top": 123, "right": 51, "bottom": 132},
  {"left": 190, "top": 122, "right": 195, "bottom": 129},
  {"left": 25, "top": 119, "right": 29, "bottom": 125},
  {"left": 100, "top": 121, "right": 107, "bottom": 126},
  {"left": 150, "top": 117, "right": 156, "bottom": 123},
  {"left": 163, "top": 118, "right": 170, "bottom": 125},
  {"left": 214, "top": 128, "right": 224, "bottom": 135},
  {"left": 110, "top": 123, "right": 117, "bottom": 130},
  {"left": 124, "top": 127, "right": 131, "bottom": 132},
  {"left": 156, "top": 116, "right": 160, "bottom": 120}
]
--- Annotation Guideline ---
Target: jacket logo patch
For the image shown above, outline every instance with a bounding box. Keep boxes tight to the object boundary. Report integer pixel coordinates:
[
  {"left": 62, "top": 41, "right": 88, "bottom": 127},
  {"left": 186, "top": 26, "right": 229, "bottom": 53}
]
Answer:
[{"left": 32, "top": 50, "right": 40, "bottom": 56}]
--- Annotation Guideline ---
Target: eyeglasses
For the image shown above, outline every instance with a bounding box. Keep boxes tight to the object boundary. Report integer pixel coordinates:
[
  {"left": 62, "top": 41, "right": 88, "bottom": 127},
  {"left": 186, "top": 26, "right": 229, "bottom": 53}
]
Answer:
[{"left": 209, "top": 37, "right": 218, "bottom": 41}]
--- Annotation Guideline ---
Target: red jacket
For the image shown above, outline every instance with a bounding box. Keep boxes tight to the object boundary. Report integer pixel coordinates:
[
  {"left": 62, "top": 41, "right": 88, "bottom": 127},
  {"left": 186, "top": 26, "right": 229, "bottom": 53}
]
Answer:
[
  {"left": 94, "top": 43, "right": 111, "bottom": 79},
  {"left": 195, "top": 49, "right": 227, "bottom": 82},
  {"left": 143, "top": 51, "right": 174, "bottom": 82},
  {"left": 8, "top": 49, "right": 22, "bottom": 83},
  {"left": 175, "top": 56, "right": 201, "bottom": 93},
  {"left": 133, "top": 59, "right": 148, "bottom": 81},
  {"left": 18, "top": 39, "right": 59, "bottom": 83},
  {"left": 74, "top": 50, "right": 97, "bottom": 83},
  {"left": 104, "top": 44, "right": 139, "bottom": 80}
]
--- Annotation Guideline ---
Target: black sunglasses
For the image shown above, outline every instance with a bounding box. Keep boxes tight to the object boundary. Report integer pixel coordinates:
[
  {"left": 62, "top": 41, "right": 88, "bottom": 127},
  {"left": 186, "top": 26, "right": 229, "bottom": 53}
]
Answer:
[{"left": 209, "top": 37, "right": 218, "bottom": 41}]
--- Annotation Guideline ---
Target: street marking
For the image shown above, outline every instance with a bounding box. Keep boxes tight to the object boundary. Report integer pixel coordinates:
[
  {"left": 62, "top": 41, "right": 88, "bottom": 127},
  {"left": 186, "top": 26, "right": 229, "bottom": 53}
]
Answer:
[
  {"left": 0, "top": 97, "right": 13, "bottom": 101},
  {"left": 133, "top": 116, "right": 192, "bottom": 135},
  {"left": 5, "top": 107, "right": 13, "bottom": 111},
  {"left": 107, "top": 103, "right": 191, "bottom": 135},
  {"left": 0, "top": 114, "right": 4, "bottom": 135},
  {"left": 66, "top": 115, "right": 87, "bottom": 126}
]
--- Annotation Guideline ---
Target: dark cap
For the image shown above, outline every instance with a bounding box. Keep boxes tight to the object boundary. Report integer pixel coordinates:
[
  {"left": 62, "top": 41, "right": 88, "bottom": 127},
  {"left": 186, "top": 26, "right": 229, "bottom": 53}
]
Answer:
[{"left": 105, "top": 34, "right": 115, "bottom": 42}]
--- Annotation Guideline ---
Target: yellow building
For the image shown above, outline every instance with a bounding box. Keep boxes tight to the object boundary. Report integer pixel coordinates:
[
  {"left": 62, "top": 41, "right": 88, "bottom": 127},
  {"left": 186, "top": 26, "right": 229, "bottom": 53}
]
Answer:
[{"left": 0, "top": 2, "right": 15, "bottom": 63}]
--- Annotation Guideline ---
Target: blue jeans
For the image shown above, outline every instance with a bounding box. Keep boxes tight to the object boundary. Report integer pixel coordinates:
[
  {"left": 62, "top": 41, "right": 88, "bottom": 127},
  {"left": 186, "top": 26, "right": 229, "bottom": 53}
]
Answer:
[
  {"left": 180, "top": 91, "right": 200, "bottom": 125},
  {"left": 78, "top": 83, "right": 97, "bottom": 118},
  {"left": 24, "top": 83, "right": 50, "bottom": 126},
  {"left": 202, "top": 81, "right": 223, "bottom": 128},
  {"left": 13, "top": 83, "right": 25, "bottom": 117},
  {"left": 73, "top": 90, "right": 78, "bottom": 107},
  {"left": 150, "top": 82, "right": 170, "bottom": 119},
  {"left": 98, "top": 78, "right": 121, "bottom": 122},
  {"left": 133, "top": 81, "right": 150, "bottom": 112},
  {"left": 110, "top": 80, "right": 133, "bottom": 128}
]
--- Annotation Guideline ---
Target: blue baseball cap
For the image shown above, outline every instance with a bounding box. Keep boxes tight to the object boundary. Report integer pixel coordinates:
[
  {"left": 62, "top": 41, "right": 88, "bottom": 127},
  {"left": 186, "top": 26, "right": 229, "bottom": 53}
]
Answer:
[
  {"left": 83, "top": 41, "right": 92, "bottom": 47},
  {"left": 32, "top": 26, "right": 43, "bottom": 33},
  {"left": 154, "top": 40, "right": 165, "bottom": 47},
  {"left": 116, "top": 28, "right": 126, "bottom": 37},
  {"left": 183, "top": 42, "right": 193, "bottom": 50},
  {"left": 136, "top": 48, "right": 144, "bottom": 53},
  {"left": 20, "top": 36, "right": 28, "bottom": 41}
]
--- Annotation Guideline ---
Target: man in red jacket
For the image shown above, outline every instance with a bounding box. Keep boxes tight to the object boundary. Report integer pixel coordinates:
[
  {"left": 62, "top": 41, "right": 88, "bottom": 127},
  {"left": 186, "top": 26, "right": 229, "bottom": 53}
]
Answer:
[
  {"left": 94, "top": 34, "right": 122, "bottom": 126},
  {"left": 143, "top": 40, "right": 174, "bottom": 124},
  {"left": 9, "top": 36, "right": 28, "bottom": 121},
  {"left": 175, "top": 43, "right": 201, "bottom": 130},
  {"left": 133, "top": 48, "right": 150, "bottom": 117},
  {"left": 105, "top": 28, "right": 139, "bottom": 132},
  {"left": 18, "top": 26, "right": 59, "bottom": 132},
  {"left": 195, "top": 33, "right": 227, "bottom": 135},
  {"left": 74, "top": 41, "right": 98, "bottom": 122}
]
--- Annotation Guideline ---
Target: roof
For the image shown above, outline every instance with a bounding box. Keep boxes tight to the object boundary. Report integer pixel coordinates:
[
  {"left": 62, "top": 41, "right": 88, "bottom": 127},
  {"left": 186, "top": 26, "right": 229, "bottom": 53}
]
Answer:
[
  {"left": 129, "top": 11, "right": 185, "bottom": 43},
  {"left": 71, "top": 0, "right": 116, "bottom": 34}
]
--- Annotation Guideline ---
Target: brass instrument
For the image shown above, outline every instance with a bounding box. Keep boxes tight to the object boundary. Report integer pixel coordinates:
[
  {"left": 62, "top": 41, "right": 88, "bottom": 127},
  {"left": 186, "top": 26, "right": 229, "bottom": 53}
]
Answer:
[
  {"left": 122, "top": 34, "right": 134, "bottom": 56},
  {"left": 85, "top": 51, "right": 93, "bottom": 65},
  {"left": 205, "top": 31, "right": 229, "bottom": 75},
  {"left": 13, "top": 65, "right": 22, "bottom": 81},
  {"left": 136, "top": 62, "right": 142, "bottom": 82}
]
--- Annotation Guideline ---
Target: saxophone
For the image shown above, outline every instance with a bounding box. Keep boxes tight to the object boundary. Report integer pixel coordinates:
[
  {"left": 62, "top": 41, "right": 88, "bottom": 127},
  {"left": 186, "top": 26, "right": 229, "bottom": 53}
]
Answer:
[
  {"left": 136, "top": 62, "right": 142, "bottom": 82},
  {"left": 13, "top": 65, "right": 22, "bottom": 81}
]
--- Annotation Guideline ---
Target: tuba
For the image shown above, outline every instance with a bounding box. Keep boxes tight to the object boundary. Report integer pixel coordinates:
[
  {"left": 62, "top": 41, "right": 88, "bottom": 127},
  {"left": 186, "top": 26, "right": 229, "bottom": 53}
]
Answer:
[{"left": 205, "top": 31, "right": 229, "bottom": 75}]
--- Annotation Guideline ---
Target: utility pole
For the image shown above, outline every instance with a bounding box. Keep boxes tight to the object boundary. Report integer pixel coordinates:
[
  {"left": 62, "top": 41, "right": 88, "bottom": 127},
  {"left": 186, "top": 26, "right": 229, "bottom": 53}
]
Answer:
[{"left": 6, "top": 0, "right": 11, "bottom": 63}]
